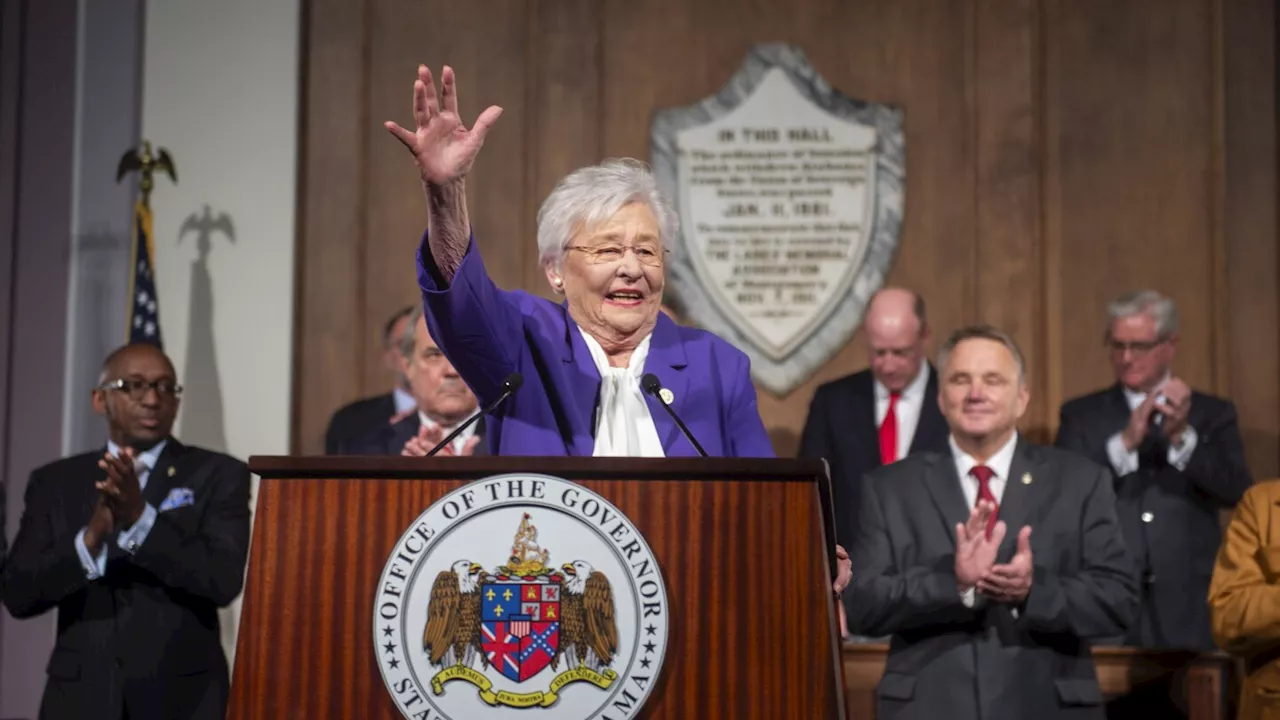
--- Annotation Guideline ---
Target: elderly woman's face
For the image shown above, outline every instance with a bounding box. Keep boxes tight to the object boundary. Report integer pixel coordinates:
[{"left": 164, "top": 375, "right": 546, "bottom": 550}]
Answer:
[{"left": 553, "top": 202, "right": 665, "bottom": 341}]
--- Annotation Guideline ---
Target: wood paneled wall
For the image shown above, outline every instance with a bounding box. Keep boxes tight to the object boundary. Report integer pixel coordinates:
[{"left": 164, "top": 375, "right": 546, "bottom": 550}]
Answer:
[{"left": 293, "top": 0, "right": 1279, "bottom": 479}]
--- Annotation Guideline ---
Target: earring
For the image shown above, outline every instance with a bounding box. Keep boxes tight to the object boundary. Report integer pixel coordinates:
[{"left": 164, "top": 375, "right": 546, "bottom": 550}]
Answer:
[{"left": 553, "top": 278, "right": 563, "bottom": 288}]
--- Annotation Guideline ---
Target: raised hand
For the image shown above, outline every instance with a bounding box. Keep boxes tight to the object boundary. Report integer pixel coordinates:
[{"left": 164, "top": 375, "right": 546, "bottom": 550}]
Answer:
[
  {"left": 384, "top": 65, "right": 503, "bottom": 187},
  {"left": 981, "top": 525, "right": 1033, "bottom": 603},
  {"left": 954, "top": 500, "right": 1006, "bottom": 589}
]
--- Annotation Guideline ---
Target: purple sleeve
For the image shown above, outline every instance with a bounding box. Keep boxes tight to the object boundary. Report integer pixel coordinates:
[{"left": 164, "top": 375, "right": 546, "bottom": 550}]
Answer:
[
  {"left": 416, "top": 231, "right": 524, "bottom": 406},
  {"left": 726, "top": 353, "right": 776, "bottom": 458}
]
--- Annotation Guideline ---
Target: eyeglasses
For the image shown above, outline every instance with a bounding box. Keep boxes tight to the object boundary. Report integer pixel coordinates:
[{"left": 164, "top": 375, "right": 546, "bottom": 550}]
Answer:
[
  {"left": 567, "top": 244, "right": 668, "bottom": 267},
  {"left": 1105, "top": 339, "right": 1164, "bottom": 356},
  {"left": 98, "top": 378, "right": 183, "bottom": 400}
]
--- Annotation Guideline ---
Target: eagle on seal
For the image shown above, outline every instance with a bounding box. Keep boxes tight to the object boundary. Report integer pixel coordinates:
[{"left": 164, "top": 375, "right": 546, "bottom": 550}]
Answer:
[
  {"left": 555, "top": 560, "right": 618, "bottom": 673},
  {"left": 422, "top": 560, "right": 485, "bottom": 669}
]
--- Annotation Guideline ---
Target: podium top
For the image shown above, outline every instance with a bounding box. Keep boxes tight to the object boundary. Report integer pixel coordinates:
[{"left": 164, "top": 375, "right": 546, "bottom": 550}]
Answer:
[{"left": 248, "top": 455, "right": 828, "bottom": 482}]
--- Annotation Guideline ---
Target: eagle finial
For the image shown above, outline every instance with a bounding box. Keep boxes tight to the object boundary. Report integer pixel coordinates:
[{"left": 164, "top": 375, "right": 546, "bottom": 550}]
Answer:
[{"left": 117, "top": 140, "right": 178, "bottom": 210}]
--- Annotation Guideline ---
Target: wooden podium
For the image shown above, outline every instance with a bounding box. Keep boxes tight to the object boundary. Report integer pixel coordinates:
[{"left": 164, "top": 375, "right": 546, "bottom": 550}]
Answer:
[{"left": 228, "top": 456, "right": 847, "bottom": 719}]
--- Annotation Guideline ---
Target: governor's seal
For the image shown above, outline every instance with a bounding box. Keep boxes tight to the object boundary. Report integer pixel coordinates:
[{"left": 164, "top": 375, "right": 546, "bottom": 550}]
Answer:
[{"left": 373, "top": 474, "right": 670, "bottom": 719}]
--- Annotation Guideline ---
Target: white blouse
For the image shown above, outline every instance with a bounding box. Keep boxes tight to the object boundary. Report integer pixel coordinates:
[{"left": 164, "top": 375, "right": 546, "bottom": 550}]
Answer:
[{"left": 578, "top": 329, "right": 666, "bottom": 457}]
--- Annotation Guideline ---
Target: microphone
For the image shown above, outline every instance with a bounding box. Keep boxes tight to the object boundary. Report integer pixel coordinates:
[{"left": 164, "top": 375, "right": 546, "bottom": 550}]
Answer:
[
  {"left": 640, "top": 372, "right": 708, "bottom": 457},
  {"left": 426, "top": 373, "right": 523, "bottom": 457}
]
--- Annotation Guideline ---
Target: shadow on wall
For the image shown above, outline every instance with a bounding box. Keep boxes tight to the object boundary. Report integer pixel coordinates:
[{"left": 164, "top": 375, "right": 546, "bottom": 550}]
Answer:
[
  {"left": 176, "top": 204, "right": 249, "bottom": 669},
  {"left": 178, "top": 204, "right": 234, "bottom": 454}
]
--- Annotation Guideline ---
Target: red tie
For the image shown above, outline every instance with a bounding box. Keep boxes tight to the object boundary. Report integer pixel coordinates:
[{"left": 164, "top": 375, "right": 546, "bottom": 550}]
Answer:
[
  {"left": 970, "top": 465, "right": 999, "bottom": 539},
  {"left": 879, "top": 391, "right": 900, "bottom": 464}
]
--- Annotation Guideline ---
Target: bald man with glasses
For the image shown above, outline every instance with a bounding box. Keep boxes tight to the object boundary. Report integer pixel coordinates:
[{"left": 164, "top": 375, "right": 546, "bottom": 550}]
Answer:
[
  {"left": 3, "top": 342, "right": 250, "bottom": 720},
  {"left": 1055, "top": 290, "right": 1251, "bottom": 653}
]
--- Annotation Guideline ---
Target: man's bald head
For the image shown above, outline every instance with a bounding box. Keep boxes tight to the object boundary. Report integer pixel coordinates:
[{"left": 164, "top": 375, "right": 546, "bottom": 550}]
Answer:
[
  {"left": 865, "top": 288, "right": 926, "bottom": 334},
  {"left": 98, "top": 342, "right": 176, "bottom": 385},
  {"left": 864, "top": 287, "right": 929, "bottom": 393}
]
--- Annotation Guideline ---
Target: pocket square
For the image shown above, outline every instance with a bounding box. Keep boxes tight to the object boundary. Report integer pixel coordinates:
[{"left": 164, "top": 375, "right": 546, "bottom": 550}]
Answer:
[{"left": 159, "top": 487, "right": 195, "bottom": 512}]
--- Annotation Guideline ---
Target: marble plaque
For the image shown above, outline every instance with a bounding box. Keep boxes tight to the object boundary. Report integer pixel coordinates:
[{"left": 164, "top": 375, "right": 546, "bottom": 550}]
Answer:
[{"left": 651, "top": 43, "right": 905, "bottom": 396}]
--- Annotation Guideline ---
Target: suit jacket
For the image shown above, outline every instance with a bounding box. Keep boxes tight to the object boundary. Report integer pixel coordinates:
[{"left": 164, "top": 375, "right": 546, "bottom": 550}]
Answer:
[
  {"left": 847, "top": 439, "right": 1138, "bottom": 720},
  {"left": 1055, "top": 384, "right": 1251, "bottom": 650},
  {"left": 341, "top": 412, "right": 489, "bottom": 456},
  {"left": 324, "top": 392, "right": 396, "bottom": 454},
  {"left": 1209, "top": 480, "right": 1280, "bottom": 720},
  {"left": 416, "top": 235, "right": 775, "bottom": 457},
  {"left": 799, "top": 366, "right": 949, "bottom": 616},
  {"left": 2, "top": 439, "right": 251, "bottom": 720}
]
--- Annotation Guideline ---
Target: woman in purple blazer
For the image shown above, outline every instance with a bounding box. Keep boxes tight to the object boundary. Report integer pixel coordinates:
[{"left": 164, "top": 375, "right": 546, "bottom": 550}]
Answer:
[
  {"left": 385, "top": 65, "right": 854, "bottom": 602},
  {"left": 385, "top": 65, "right": 776, "bottom": 459}
]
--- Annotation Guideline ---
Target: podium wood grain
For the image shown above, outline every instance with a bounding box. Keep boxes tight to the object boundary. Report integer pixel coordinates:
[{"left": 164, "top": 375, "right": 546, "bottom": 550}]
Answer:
[{"left": 230, "top": 457, "right": 846, "bottom": 719}]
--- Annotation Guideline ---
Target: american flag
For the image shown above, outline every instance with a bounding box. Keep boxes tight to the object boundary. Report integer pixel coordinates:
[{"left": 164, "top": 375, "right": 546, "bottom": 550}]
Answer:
[{"left": 127, "top": 200, "right": 163, "bottom": 348}]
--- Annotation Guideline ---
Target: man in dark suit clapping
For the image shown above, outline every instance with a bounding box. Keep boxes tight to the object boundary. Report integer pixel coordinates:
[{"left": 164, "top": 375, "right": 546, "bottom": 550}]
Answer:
[
  {"left": 1055, "top": 290, "right": 1251, "bottom": 651},
  {"left": 847, "top": 325, "right": 1137, "bottom": 719},
  {"left": 3, "top": 342, "right": 250, "bottom": 720}
]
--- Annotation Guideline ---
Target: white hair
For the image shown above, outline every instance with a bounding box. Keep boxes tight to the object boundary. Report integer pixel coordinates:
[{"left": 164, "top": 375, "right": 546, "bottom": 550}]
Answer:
[
  {"left": 1107, "top": 290, "right": 1179, "bottom": 339},
  {"left": 398, "top": 306, "right": 423, "bottom": 358},
  {"left": 535, "top": 158, "right": 678, "bottom": 268}
]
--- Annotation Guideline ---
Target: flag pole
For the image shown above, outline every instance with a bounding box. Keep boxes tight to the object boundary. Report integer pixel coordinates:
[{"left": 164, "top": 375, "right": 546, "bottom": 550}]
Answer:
[{"left": 117, "top": 141, "right": 177, "bottom": 346}]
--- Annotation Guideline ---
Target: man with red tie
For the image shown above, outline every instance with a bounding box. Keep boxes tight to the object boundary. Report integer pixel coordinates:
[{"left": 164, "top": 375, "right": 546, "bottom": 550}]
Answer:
[
  {"left": 846, "top": 325, "right": 1136, "bottom": 719},
  {"left": 800, "top": 287, "right": 949, "bottom": 631}
]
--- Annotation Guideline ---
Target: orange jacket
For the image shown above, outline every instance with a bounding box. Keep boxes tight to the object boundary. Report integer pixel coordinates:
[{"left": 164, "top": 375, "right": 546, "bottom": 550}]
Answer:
[{"left": 1209, "top": 480, "right": 1280, "bottom": 719}]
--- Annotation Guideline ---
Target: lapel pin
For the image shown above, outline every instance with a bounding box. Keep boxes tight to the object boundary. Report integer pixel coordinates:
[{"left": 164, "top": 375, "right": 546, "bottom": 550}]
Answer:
[
  {"left": 659, "top": 388, "right": 674, "bottom": 404},
  {"left": 167, "top": 466, "right": 176, "bottom": 477},
  {"left": 1021, "top": 472, "right": 1032, "bottom": 485}
]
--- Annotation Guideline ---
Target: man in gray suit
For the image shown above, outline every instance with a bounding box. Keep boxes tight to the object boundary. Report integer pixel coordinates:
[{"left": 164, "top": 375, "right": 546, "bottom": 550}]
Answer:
[{"left": 847, "top": 324, "right": 1138, "bottom": 719}]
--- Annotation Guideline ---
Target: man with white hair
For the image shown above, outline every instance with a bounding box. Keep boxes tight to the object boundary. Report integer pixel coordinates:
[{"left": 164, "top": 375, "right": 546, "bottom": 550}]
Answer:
[
  {"left": 1055, "top": 290, "right": 1251, "bottom": 651},
  {"left": 344, "top": 306, "right": 483, "bottom": 456}
]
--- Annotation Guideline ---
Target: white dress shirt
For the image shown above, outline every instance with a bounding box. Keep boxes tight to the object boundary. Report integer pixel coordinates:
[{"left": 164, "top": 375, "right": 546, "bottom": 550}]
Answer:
[
  {"left": 874, "top": 361, "right": 931, "bottom": 460},
  {"left": 579, "top": 329, "right": 665, "bottom": 458},
  {"left": 74, "top": 439, "right": 166, "bottom": 579},
  {"left": 951, "top": 431, "right": 1018, "bottom": 609},
  {"left": 1104, "top": 380, "right": 1198, "bottom": 476},
  {"left": 418, "top": 409, "right": 480, "bottom": 454}
]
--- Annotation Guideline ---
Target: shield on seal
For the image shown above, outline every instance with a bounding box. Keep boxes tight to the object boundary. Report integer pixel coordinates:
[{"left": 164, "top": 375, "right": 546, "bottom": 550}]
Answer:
[
  {"left": 480, "top": 580, "right": 561, "bottom": 682},
  {"left": 651, "top": 43, "right": 905, "bottom": 397}
]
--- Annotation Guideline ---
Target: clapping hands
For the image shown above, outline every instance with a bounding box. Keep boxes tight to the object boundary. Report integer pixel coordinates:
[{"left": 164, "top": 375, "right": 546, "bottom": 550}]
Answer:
[{"left": 401, "top": 423, "right": 480, "bottom": 457}]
